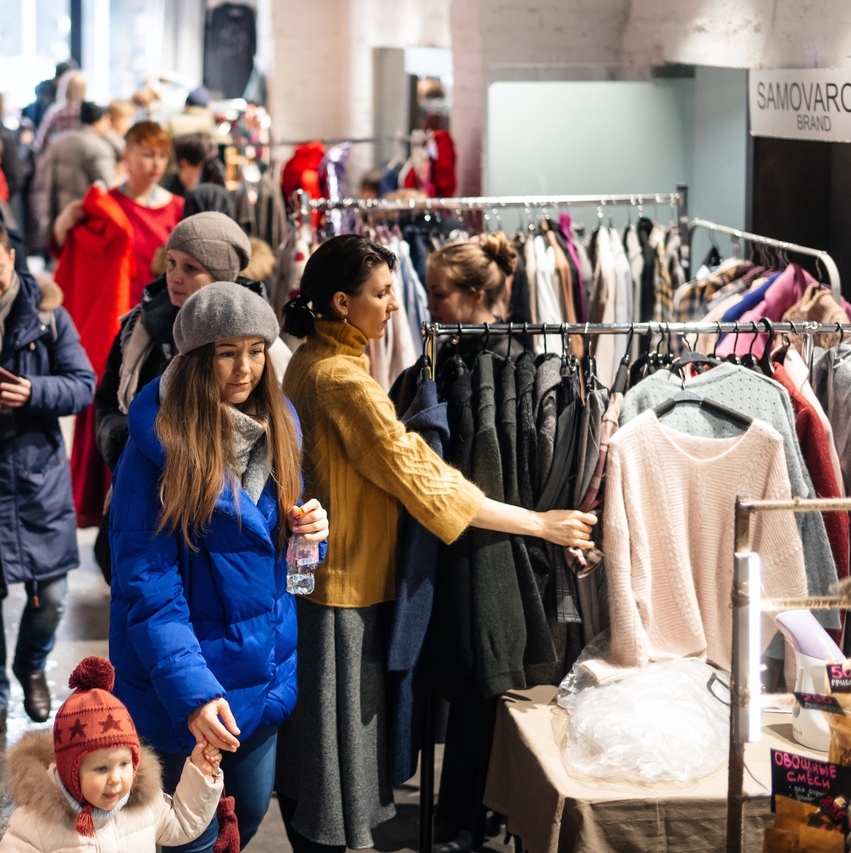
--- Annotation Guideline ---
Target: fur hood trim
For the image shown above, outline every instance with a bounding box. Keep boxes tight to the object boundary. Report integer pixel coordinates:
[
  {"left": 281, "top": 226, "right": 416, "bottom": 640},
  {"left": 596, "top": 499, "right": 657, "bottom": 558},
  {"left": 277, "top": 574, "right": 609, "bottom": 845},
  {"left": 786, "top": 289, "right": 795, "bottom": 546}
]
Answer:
[
  {"left": 5, "top": 730, "right": 164, "bottom": 828},
  {"left": 34, "top": 273, "right": 64, "bottom": 311}
]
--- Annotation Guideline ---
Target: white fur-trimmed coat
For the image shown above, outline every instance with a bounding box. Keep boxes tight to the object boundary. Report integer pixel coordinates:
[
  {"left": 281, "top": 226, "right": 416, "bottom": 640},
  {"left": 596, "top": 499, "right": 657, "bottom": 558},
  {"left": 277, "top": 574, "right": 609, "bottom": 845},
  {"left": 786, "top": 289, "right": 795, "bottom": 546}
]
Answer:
[{"left": 0, "top": 730, "right": 223, "bottom": 852}]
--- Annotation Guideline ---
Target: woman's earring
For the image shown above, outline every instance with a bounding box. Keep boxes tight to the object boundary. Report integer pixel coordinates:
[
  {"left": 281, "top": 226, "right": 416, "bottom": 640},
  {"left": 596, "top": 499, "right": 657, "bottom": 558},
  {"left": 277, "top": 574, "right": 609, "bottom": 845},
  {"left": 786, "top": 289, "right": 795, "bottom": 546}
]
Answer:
[{"left": 342, "top": 315, "right": 348, "bottom": 324}]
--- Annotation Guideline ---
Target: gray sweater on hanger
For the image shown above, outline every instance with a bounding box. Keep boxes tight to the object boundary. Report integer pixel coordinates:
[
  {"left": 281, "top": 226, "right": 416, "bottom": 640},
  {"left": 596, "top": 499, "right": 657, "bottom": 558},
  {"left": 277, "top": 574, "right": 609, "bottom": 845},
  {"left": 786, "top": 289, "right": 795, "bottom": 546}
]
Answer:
[{"left": 620, "top": 361, "right": 839, "bottom": 629}]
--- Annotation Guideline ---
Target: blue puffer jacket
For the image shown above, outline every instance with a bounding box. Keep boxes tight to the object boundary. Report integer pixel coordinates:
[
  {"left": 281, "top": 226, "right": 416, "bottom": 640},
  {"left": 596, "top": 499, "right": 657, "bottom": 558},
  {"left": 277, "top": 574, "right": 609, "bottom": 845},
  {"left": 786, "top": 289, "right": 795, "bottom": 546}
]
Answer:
[
  {"left": 0, "top": 271, "right": 95, "bottom": 588},
  {"left": 109, "top": 377, "right": 308, "bottom": 755}
]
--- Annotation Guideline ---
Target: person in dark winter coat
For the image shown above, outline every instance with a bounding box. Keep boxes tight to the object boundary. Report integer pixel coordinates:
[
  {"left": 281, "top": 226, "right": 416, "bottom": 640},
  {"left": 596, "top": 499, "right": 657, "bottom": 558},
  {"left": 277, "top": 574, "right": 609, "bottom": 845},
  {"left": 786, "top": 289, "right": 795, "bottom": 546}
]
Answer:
[
  {"left": 109, "top": 283, "right": 328, "bottom": 853},
  {"left": 0, "top": 222, "right": 96, "bottom": 731}
]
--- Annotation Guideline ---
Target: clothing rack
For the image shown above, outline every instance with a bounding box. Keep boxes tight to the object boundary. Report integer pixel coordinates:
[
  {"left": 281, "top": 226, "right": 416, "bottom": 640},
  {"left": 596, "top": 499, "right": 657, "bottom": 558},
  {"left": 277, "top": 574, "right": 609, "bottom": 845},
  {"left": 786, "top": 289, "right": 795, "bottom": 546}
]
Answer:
[
  {"left": 296, "top": 186, "right": 688, "bottom": 229},
  {"left": 689, "top": 218, "right": 842, "bottom": 299},
  {"left": 415, "top": 319, "right": 851, "bottom": 852},
  {"left": 422, "top": 319, "right": 851, "bottom": 359}
]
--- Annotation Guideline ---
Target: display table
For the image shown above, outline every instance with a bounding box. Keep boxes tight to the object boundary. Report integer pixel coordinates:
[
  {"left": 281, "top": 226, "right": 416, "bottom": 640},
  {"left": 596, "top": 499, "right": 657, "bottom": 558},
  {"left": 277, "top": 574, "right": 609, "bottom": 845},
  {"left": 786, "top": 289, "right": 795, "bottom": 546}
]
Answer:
[{"left": 483, "top": 684, "right": 822, "bottom": 853}]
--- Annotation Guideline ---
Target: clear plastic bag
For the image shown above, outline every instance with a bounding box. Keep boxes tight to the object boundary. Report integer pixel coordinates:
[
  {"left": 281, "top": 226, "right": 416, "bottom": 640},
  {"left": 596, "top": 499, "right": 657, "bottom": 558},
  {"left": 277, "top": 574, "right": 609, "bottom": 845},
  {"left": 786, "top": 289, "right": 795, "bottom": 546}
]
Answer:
[{"left": 557, "top": 657, "right": 731, "bottom": 785}]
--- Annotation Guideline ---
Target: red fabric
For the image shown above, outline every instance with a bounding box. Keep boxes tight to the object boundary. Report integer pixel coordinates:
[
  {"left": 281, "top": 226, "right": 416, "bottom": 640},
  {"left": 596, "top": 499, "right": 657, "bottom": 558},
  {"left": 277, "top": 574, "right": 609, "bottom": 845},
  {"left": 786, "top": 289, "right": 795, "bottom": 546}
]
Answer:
[
  {"left": 71, "top": 407, "right": 110, "bottom": 528},
  {"left": 0, "top": 167, "right": 8, "bottom": 202},
  {"left": 54, "top": 184, "right": 134, "bottom": 527},
  {"left": 109, "top": 188, "right": 183, "bottom": 305},
  {"left": 213, "top": 795, "right": 240, "bottom": 853},
  {"left": 281, "top": 142, "right": 325, "bottom": 228},
  {"left": 430, "top": 129, "right": 456, "bottom": 197},
  {"left": 773, "top": 363, "right": 850, "bottom": 640},
  {"left": 54, "top": 184, "right": 136, "bottom": 378}
]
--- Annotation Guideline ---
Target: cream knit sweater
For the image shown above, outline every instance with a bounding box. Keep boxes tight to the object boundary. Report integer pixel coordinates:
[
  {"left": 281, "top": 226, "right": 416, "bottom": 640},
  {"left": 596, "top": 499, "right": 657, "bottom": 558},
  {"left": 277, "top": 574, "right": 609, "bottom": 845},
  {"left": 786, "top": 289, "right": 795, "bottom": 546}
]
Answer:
[{"left": 584, "top": 410, "right": 807, "bottom": 683}]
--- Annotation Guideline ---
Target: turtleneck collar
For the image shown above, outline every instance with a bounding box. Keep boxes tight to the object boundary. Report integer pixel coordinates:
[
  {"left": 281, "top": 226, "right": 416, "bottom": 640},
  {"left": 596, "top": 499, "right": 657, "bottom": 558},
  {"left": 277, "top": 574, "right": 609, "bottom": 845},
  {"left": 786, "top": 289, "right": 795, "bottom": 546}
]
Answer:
[{"left": 313, "top": 318, "right": 369, "bottom": 356}]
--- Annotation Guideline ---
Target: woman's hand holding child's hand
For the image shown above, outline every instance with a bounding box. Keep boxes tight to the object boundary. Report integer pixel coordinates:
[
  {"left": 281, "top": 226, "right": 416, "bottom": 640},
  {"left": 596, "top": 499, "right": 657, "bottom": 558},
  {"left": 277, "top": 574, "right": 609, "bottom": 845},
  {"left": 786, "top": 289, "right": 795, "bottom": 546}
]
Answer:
[{"left": 190, "top": 739, "right": 222, "bottom": 779}]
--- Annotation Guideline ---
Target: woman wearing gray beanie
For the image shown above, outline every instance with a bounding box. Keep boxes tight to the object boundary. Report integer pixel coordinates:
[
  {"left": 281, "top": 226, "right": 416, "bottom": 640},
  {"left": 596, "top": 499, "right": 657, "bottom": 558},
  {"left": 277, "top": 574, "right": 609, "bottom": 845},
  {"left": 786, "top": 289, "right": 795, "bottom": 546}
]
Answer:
[
  {"left": 92, "top": 210, "right": 291, "bottom": 581},
  {"left": 109, "top": 281, "right": 328, "bottom": 853}
]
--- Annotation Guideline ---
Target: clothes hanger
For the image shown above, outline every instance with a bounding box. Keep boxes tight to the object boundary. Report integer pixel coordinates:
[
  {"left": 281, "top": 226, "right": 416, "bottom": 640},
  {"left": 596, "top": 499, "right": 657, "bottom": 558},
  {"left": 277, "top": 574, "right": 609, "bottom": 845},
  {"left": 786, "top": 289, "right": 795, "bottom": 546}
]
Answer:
[
  {"left": 740, "top": 321, "right": 762, "bottom": 373},
  {"left": 757, "top": 318, "right": 776, "bottom": 376},
  {"left": 724, "top": 322, "right": 742, "bottom": 365},
  {"left": 668, "top": 330, "right": 717, "bottom": 375},
  {"left": 653, "top": 388, "right": 753, "bottom": 431}
]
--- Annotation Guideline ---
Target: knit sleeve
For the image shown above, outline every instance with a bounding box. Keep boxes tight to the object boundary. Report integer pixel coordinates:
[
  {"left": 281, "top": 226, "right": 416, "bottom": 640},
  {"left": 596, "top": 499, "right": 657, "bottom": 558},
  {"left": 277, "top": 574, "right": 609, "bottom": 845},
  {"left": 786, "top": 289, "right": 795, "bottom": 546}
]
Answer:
[{"left": 321, "top": 366, "right": 484, "bottom": 545}]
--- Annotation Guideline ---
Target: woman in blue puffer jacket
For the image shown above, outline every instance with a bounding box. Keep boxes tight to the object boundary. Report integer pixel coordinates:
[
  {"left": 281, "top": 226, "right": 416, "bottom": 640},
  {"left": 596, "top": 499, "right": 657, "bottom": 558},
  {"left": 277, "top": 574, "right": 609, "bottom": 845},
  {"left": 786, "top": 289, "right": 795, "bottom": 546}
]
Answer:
[{"left": 108, "top": 282, "right": 328, "bottom": 853}]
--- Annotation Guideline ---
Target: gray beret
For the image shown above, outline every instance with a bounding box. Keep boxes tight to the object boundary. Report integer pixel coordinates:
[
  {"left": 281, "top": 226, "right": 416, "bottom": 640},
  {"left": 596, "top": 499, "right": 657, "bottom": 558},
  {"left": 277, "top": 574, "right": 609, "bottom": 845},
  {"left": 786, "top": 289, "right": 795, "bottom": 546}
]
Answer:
[
  {"left": 173, "top": 282, "right": 281, "bottom": 355},
  {"left": 165, "top": 211, "right": 251, "bottom": 282}
]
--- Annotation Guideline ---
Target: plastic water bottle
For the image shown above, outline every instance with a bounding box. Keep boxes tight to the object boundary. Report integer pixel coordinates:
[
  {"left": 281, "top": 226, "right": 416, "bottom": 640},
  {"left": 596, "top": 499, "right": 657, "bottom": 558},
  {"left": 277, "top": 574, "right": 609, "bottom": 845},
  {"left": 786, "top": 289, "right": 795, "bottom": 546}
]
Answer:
[{"left": 286, "top": 533, "right": 318, "bottom": 595}]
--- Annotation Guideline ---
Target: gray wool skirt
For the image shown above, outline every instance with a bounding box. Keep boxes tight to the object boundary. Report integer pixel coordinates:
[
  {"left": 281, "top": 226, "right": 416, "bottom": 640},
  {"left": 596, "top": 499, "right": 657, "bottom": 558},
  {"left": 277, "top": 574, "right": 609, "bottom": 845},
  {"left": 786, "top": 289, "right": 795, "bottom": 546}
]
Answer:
[{"left": 276, "top": 597, "right": 396, "bottom": 849}]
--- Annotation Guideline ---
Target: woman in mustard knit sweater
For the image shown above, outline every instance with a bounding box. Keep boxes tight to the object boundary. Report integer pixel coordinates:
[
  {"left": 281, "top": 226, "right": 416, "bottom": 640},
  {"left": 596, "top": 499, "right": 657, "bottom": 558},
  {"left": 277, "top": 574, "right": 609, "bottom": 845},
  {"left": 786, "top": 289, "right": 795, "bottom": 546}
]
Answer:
[{"left": 276, "top": 234, "right": 596, "bottom": 853}]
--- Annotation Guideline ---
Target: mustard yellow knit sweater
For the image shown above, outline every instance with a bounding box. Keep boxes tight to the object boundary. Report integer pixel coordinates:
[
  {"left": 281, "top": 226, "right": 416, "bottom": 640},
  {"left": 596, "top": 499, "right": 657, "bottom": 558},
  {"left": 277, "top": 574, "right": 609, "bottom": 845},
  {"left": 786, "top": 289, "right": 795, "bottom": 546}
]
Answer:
[{"left": 283, "top": 320, "right": 484, "bottom": 608}]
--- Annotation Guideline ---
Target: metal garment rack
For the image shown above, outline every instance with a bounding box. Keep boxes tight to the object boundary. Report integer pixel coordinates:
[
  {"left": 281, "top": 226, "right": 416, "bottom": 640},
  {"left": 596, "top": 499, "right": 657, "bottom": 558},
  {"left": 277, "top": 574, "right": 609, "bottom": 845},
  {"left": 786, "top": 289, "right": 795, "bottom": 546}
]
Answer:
[
  {"left": 294, "top": 184, "right": 690, "bottom": 243},
  {"left": 729, "top": 496, "right": 851, "bottom": 853},
  {"left": 420, "top": 320, "right": 851, "bottom": 853},
  {"left": 422, "top": 319, "right": 851, "bottom": 361},
  {"left": 689, "top": 218, "right": 842, "bottom": 299}
]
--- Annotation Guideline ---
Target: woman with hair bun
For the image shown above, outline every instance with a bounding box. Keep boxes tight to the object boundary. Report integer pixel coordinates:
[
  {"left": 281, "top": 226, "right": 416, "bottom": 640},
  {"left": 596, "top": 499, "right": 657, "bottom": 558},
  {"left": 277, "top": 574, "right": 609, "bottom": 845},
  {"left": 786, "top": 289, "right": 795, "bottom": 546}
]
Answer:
[{"left": 426, "top": 230, "right": 525, "bottom": 365}]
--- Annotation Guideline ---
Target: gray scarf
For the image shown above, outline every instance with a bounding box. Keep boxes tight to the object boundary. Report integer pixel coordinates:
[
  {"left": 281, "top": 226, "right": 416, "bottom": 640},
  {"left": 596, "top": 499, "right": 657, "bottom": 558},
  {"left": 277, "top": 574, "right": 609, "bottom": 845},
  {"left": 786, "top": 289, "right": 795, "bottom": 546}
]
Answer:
[{"left": 0, "top": 270, "right": 21, "bottom": 354}]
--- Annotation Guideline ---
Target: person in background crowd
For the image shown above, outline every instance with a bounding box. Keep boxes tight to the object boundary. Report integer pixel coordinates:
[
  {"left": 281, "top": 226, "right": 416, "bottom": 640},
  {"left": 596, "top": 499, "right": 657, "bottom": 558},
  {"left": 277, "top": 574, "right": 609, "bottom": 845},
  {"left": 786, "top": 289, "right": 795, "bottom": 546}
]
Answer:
[
  {"left": 103, "top": 99, "right": 138, "bottom": 174},
  {"left": 33, "top": 70, "right": 87, "bottom": 153},
  {"left": 0, "top": 222, "right": 96, "bottom": 731},
  {"left": 21, "top": 60, "right": 78, "bottom": 132},
  {"left": 0, "top": 656, "right": 225, "bottom": 852},
  {"left": 35, "top": 101, "right": 117, "bottom": 242},
  {"left": 426, "top": 231, "right": 524, "bottom": 367},
  {"left": 277, "top": 234, "right": 596, "bottom": 853},
  {"left": 109, "top": 283, "right": 328, "bottom": 853},
  {"left": 53, "top": 120, "right": 183, "bottom": 305},
  {"left": 163, "top": 136, "right": 217, "bottom": 198}
]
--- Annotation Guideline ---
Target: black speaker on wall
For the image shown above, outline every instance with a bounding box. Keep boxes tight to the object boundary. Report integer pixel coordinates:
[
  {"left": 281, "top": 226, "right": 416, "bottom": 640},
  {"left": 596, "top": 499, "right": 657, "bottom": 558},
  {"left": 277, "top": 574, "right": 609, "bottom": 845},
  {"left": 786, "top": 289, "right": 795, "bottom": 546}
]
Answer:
[{"left": 203, "top": 2, "right": 257, "bottom": 100}]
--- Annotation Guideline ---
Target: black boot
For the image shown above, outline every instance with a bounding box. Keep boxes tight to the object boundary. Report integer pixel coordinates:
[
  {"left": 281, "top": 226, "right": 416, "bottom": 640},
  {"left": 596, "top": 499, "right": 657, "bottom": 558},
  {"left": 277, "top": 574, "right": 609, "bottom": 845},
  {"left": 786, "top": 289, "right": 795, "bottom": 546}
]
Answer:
[{"left": 14, "top": 668, "right": 51, "bottom": 722}]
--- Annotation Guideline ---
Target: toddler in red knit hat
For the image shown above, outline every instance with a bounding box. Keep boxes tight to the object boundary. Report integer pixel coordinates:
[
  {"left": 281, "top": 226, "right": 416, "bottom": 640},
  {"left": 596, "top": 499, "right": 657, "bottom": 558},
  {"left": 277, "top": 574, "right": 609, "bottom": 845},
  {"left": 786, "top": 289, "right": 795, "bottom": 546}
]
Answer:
[{"left": 0, "top": 656, "right": 226, "bottom": 851}]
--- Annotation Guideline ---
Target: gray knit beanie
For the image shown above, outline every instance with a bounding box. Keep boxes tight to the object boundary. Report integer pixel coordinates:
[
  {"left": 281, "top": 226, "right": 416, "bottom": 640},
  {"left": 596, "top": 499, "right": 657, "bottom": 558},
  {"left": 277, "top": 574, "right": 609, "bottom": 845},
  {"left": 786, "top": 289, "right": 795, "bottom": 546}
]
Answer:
[
  {"left": 165, "top": 211, "right": 251, "bottom": 282},
  {"left": 173, "top": 282, "right": 281, "bottom": 355}
]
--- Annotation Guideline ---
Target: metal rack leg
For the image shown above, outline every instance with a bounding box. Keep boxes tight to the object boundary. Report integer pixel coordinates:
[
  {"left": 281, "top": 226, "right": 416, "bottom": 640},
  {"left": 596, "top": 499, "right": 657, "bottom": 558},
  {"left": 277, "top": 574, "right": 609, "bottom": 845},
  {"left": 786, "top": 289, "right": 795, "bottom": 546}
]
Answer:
[{"left": 419, "top": 689, "right": 436, "bottom": 853}]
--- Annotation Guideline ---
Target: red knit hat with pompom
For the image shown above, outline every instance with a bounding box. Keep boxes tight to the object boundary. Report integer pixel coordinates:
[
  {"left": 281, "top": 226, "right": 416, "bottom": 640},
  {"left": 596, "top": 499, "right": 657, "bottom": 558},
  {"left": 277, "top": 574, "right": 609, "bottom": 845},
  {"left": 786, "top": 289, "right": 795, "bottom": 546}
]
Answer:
[{"left": 53, "top": 657, "right": 141, "bottom": 836}]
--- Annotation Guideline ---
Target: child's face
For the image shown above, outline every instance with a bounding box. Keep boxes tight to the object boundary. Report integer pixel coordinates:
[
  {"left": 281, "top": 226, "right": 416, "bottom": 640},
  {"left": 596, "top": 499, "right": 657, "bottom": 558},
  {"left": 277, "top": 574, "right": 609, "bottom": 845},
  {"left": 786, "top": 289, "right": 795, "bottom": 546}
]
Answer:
[{"left": 79, "top": 746, "right": 135, "bottom": 811}]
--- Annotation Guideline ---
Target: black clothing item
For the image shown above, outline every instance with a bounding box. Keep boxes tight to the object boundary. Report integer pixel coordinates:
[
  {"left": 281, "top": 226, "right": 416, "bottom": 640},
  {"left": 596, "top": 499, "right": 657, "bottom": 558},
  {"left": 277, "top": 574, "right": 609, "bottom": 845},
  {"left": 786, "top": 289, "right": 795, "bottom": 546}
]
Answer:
[
  {"left": 637, "top": 216, "right": 658, "bottom": 322},
  {"left": 0, "top": 127, "right": 25, "bottom": 198},
  {"left": 423, "top": 357, "right": 474, "bottom": 702},
  {"left": 204, "top": 3, "right": 257, "bottom": 98},
  {"left": 183, "top": 181, "right": 234, "bottom": 218}
]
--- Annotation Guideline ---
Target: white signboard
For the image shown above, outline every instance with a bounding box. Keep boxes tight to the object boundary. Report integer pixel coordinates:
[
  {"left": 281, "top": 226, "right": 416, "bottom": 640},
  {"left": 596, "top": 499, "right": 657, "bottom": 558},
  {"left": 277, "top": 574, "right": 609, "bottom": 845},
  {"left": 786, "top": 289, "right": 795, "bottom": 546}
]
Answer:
[{"left": 749, "top": 68, "right": 851, "bottom": 142}]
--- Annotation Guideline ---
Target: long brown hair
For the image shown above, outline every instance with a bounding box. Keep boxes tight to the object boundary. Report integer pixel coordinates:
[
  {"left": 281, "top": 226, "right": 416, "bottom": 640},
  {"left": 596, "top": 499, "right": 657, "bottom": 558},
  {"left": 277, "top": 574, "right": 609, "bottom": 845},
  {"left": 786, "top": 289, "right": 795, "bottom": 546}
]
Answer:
[{"left": 154, "top": 346, "right": 301, "bottom": 556}]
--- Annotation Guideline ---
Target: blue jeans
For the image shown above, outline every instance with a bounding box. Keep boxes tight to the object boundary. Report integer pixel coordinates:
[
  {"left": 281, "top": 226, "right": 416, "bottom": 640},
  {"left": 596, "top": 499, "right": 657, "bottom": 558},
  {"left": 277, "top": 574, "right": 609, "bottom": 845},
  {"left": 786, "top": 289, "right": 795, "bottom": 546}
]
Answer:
[
  {"left": 0, "top": 574, "right": 68, "bottom": 707},
  {"left": 160, "top": 724, "right": 278, "bottom": 852}
]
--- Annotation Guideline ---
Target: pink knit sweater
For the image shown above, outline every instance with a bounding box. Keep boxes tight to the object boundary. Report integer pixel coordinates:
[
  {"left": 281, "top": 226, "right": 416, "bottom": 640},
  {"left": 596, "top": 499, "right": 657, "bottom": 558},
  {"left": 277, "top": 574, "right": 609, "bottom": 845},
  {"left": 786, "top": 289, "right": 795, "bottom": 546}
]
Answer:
[{"left": 584, "top": 410, "right": 808, "bottom": 683}]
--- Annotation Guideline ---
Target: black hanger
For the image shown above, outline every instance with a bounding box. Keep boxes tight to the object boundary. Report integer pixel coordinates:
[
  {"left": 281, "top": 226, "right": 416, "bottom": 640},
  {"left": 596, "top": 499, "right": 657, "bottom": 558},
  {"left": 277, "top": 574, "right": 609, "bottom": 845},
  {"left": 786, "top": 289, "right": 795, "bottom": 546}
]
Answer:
[
  {"left": 654, "top": 389, "right": 753, "bottom": 430},
  {"left": 740, "top": 321, "right": 761, "bottom": 372},
  {"left": 724, "top": 322, "right": 742, "bottom": 365},
  {"left": 757, "top": 318, "right": 776, "bottom": 376}
]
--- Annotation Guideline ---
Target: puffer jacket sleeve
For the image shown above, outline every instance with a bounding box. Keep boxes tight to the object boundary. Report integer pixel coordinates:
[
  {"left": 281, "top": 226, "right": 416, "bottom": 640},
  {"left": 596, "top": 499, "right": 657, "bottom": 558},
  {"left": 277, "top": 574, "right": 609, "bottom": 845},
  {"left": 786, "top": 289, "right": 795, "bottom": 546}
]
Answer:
[
  {"left": 111, "top": 445, "right": 227, "bottom": 730},
  {"left": 154, "top": 759, "right": 223, "bottom": 847},
  {"left": 24, "top": 307, "right": 96, "bottom": 416}
]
